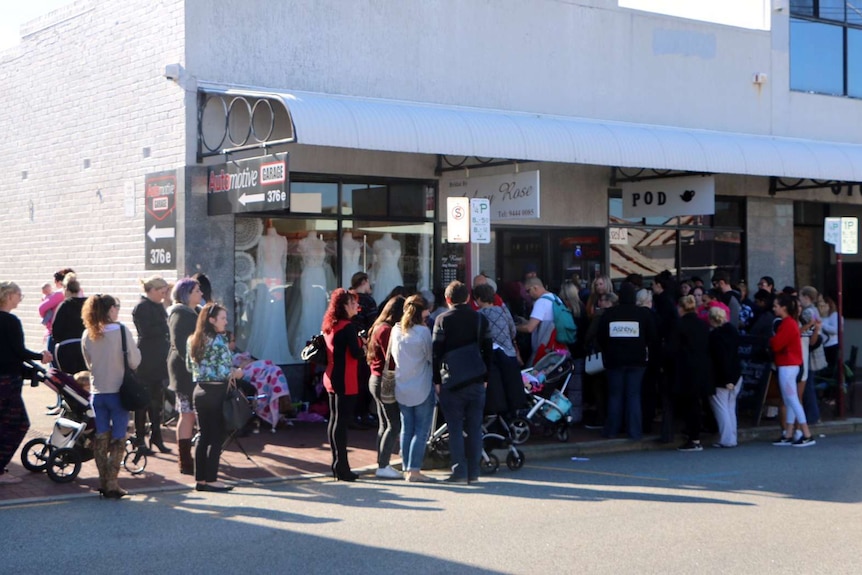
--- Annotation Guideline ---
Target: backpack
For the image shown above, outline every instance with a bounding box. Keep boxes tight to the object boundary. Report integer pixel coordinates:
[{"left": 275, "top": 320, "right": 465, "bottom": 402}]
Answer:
[{"left": 541, "top": 294, "right": 577, "bottom": 345}]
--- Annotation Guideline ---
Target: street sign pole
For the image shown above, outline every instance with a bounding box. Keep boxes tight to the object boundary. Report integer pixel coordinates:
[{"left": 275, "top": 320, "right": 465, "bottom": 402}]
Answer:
[
  {"left": 825, "top": 216, "right": 857, "bottom": 419},
  {"left": 837, "top": 251, "right": 844, "bottom": 418}
]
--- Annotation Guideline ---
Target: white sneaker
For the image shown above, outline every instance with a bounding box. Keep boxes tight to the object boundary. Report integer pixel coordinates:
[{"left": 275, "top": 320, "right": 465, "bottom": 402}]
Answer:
[
  {"left": 375, "top": 466, "right": 402, "bottom": 479},
  {"left": 793, "top": 429, "right": 803, "bottom": 441}
]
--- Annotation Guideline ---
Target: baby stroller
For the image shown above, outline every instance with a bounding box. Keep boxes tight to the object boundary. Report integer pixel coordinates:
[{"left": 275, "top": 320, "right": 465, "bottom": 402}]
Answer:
[
  {"left": 425, "top": 403, "right": 526, "bottom": 475},
  {"left": 517, "top": 350, "right": 575, "bottom": 442},
  {"left": 20, "top": 363, "right": 147, "bottom": 483}
]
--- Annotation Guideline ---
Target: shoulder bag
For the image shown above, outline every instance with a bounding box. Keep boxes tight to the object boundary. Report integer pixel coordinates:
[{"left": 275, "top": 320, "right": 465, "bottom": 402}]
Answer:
[
  {"left": 380, "top": 330, "right": 397, "bottom": 404},
  {"left": 585, "top": 351, "right": 605, "bottom": 375},
  {"left": 223, "top": 383, "right": 254, "bottom": 431},
  {"left": 301, "top": 333, "right": 328, "bottom": 366},
  {"left": 440, "top": 316, "right": 486, "bottom": 390},
  {"left": 118, "top": 324, "right": 151, "bottom": 411}
]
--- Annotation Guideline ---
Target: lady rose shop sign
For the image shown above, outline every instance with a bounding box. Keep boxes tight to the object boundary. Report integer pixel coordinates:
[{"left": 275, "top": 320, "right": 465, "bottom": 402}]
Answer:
[{"left": 442, "top": 170, "right": 540, "bottom": 221}]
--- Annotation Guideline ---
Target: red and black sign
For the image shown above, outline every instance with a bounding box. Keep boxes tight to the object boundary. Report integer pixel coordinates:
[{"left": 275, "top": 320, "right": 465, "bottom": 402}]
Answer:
[
  {"left": 207, "top": 153, "right": 290, "bottom": 215},
  {"left": 144, "top": 171, "right": 177, "bottom": 271}
]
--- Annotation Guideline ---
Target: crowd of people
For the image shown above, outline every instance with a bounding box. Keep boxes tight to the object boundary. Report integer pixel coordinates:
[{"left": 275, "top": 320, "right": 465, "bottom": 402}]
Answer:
[{"left": 0, "top": 265, "right": 841, "bottom": 492}]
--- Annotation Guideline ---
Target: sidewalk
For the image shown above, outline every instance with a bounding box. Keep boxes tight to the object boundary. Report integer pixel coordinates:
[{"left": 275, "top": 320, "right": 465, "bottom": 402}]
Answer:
[{"left": 2, "top": 383, "right": 860, "bottom": 507}]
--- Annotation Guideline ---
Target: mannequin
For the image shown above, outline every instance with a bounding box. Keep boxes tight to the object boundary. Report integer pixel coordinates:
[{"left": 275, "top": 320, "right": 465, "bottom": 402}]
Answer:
[
  {"left": 291, "top": 232, "right": 330, "bottom": 355},
  {"left": 341, "top": 232, "right": 363, "bottom": 289},
  {"left": 370, "top": 232, "right": 403, "bottom": 306},
  {"left": 257, "top": 225, "right": 287, "bottom": 284},
  {"left": 246, "top": 222, "right": 294, "bottom": 363}
]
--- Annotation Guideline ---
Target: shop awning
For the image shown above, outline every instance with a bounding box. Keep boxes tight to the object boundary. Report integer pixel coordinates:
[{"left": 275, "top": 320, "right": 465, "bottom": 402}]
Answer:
[{"left": 201, "top": 85, "right": 862, "bottom": 181}]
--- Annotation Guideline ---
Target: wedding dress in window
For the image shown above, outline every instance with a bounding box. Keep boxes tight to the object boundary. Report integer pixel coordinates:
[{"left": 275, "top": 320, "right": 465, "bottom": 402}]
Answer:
[
  {"left": 370, "top": 232, "right": 403, "bottom": 306},
  {"left": 246, "top": 227, "right": 295, "bottom": 364},
  {"left": 290, "top": 232, "right": 331, "bottom": 356},
  {"left": 341, "top": 232, "right": 363, "bottom": 289}
]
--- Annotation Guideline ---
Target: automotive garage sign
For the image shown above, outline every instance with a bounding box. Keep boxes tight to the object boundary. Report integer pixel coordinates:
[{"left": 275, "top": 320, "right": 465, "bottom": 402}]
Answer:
[
  {"left": 207, "top": 153, "right": 290, "bottom": 215},
  {"left": 145, "top": 170, "right": 177, "bottom": 270}
]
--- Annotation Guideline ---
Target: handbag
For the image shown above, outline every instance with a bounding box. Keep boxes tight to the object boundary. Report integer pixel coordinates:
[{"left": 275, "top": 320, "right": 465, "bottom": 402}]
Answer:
[
  {"left": 585, "top": 352, "right": 605, "bottom": 375},
  {"left": 300, "top": 333, "right": 328, "bottom": 366},
  {"left": 440, "top": 318, "right": 486, "bottom": 390},
  {"left": 118, "top": 324, "right": 150, "bottom": 411},
  {"left": 380, "top": 330, "right": 397, "bottom": 404},
  {"left": 809, "top": 344, "right": 828, "bottom": 373},
  {"left": 223, "top": 384, "right": 254, "bottom": 431}
]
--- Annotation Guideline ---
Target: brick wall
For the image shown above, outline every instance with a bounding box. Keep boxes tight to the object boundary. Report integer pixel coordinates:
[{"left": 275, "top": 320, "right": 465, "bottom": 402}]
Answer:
[{"left": 0, "top": 0, "right": 186, "bottom": 349}]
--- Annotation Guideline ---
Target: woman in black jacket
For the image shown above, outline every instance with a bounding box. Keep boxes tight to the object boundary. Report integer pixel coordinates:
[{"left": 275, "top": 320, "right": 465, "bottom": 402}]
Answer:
[
  {"left": 132, "top": 276, "right": 172, "bottom": 454},
  {"left": 708, "top": 306, "right": 742, "bottom": 448},
  {"left": 671, "top": 295, "right": 712, "bottom": 452},
  {"left": 167, "top": 278, "right": 203, "bottom": 474}
]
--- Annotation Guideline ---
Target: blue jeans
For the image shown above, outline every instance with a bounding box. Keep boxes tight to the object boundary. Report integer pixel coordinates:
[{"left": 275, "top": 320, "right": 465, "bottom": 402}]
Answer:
[
  {"left": 438, "top": 383, "right": 486, "bottom": 479},
  {"left": 603, "top": 366, "right": 645, "bottom": 440},
  {"left": 399, "top": 390, "right": 435, "bottom": 472},
  {"left": 92, "top": 393, "right": 130, "bottom": 441}
]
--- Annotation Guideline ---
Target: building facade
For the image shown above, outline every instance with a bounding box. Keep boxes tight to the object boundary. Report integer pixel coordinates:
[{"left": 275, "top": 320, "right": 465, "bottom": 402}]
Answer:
[{"left": 4, "top": 0, "right": 862, "bottom": 382}]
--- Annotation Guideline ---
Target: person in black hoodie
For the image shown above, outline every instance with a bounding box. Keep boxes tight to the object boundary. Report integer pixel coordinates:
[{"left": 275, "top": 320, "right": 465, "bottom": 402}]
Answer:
[
  {"left": 707, "top": 307, "right": 742, "bottom": 448},
  {"left": 651, "top": 274, "right": 680, "bottom": 443},
  {"left": 671, "top": 295, "right": 713, "bottom": 451},
  {"left": 597, "top": 282, "right": 657, "bottom": 441}
]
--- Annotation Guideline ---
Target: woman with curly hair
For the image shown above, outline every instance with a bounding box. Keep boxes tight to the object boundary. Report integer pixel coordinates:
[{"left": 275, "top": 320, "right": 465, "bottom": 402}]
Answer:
[
  {"left": 0, "top": 282, "right": 52, "bottom": 485},
  {"left": 186, "top": 303, "right": 243, "bottom": 492},
  {"left": 365, "top": 295, "right": 406, "bottom": 479},
  {"left": 322, "top": 288, "right": 364, "bottom": 481},
  {"left": 81, "top": 294, "right": 141, "bottom": 498},
  {"left": 167, "top": 278, "right": 203, "bottom": 474},
  {"left": 585, "top": 274, "right": 614, "bottom": 319}
]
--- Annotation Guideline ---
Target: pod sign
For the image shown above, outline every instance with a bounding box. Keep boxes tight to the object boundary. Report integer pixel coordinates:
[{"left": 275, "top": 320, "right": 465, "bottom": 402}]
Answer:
[{"left": 619, "top": 175, "right": 714, "bottom": 218}]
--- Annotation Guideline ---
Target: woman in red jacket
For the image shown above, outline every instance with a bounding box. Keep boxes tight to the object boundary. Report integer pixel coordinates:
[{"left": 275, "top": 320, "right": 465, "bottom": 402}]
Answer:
[
  {"left": 770, "top": 293, "right": 815, "bottom": 447},
  {"left": 322, "top": 288, "right": 365, "bottom": 481}
]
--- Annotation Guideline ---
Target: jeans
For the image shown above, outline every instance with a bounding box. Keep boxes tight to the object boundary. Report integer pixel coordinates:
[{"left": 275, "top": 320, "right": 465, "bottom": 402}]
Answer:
[
  {"left": 92, "top": 392, "right": 130, "bottom": 441},
  {"left": 603, "top": 366, "right": 645, "bottom": 440},
  {"left": 369, "top": 374, "right": 401, "bottom": 468},
  {"left": 438, "top": 383, "right": 486, "bottom": 480},
  {"left": 399, "top": 390, "right": 435, "bottom": 472}
]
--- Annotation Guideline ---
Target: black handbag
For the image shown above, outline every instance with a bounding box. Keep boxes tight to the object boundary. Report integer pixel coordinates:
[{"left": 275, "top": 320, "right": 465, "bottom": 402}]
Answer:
[
  {"left": 223, "top": 385, "right": 253, "bottom": 431},
  {"left": 118, "top": 325, "right": 150, "bottom": 411},
  {"left": 440, "top": 318, "right": 486, "bottom": 390},
  {"left": 301, "top": 333, "right": 328, "bottom": 366},
  {"left": 380, "top": 331, "right": 397, "bottom": 404}
]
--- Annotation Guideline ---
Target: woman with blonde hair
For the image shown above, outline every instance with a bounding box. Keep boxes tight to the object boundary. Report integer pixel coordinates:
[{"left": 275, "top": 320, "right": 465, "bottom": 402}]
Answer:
[
  {"left": 0, "top": 282, "right": 52, "bottom": 484},
  {"left": 708, "top": 306, "right": 742, "bottom": 448},
  {"left": 186, "top": 303, "right": 243, "bottom": 491},
  {"left": 81, "top": 294, "right": 141, "bottom": 498},
  {"left": 586, "top": 274, "right": 613, "bottom": 319},
  {"left": 132, "top": 275, "right": 172, "bottom": 454},
  {"left": 391, "top": 294, "right": 435, "bottom": 482}
]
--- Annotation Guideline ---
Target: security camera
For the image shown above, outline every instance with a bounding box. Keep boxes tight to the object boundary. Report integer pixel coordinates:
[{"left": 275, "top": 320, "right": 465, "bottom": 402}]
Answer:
[{"left": 164, "top": 63, "right": 182, "bottom": 81}]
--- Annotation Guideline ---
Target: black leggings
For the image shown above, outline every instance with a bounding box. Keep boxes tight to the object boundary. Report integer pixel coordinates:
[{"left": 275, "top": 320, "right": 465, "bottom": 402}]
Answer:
[
  {"left": 134, "top": 379, "right": 167, "bottom": 445},
  {"left": 328, "top": 393, "right": 357, "bottom": 475},
  {"left": 193, "top": 382, "right": 227, "bottom": 483},
  {"left": 0, "top": 376, "right": 30, "bottom": 473}
]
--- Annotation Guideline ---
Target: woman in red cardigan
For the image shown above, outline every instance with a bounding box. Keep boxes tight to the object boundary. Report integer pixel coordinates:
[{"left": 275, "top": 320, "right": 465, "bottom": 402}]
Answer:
[
  {"left": 770, "top": 293, "right": 815, "bottom": 447},
  {"left": 322, "top": 288, "right": 365, "bottom": 481}
]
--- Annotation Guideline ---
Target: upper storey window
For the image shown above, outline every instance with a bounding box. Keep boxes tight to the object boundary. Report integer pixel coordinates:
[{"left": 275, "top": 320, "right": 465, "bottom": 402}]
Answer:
[{"left": 790, "top": 1, "right": 862, "bottom": 97}]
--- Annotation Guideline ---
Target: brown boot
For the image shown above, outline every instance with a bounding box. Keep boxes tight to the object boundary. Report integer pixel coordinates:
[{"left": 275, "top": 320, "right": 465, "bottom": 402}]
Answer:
[
  {"left": 178, "top": 438, "right": 194, "bottom": 475},
  {"left": 93, "top": 432, "right": 111, "bottom": 495},
  {"left": 105, "top": 439, "right": 128, "bottom": 499}
]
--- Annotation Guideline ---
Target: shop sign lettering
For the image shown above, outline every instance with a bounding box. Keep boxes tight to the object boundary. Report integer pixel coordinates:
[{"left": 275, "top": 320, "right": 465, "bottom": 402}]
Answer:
[
  {"left": 207, "top": 153, "right": 290, "bottom": 215},
  {"left": 442, "top": 170, "right": 540, "bottom": 221},
  {"left": 619, "top": 175, "right": 715, "bottom": 218}
]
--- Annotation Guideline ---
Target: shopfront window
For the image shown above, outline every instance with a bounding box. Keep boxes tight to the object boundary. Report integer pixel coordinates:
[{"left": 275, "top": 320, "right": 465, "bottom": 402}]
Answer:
[{"left": 233, "top": 178, "right": 435, "bottom": 364}]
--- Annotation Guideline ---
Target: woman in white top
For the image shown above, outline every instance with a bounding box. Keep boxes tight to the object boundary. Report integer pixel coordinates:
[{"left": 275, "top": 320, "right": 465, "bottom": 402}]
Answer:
[
  {"left": 818, "top": 295, "right": 840, "bottom": 372},
  {"left": 390, "top": 294, "right": 434, "bottom": 482}
]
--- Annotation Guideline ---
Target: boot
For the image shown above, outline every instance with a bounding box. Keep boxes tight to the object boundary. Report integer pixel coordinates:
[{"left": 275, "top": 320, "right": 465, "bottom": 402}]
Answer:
[
  {"left": 178, "top": 438, "right": 194, "bottom": 475},
  {"left": 93, "top": 432, "right": 111, "bottom": 495},
  {"left": 104, "top": 439, "right": 128, "bottom": 499},
  {"left": 149, "top": 408, "right": 172, "bottom": 454}
]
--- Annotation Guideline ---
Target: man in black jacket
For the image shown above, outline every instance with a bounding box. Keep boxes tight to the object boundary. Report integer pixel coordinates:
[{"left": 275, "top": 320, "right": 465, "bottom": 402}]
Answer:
[
  {"left": 597, "top": 282, "right": 658, "bottom": 441},
  {"left": 349, "top": 272, "right": 378, "bottom": 428},
  {"left": 432, "top": 281, "right": 493, "bottom": 483}
]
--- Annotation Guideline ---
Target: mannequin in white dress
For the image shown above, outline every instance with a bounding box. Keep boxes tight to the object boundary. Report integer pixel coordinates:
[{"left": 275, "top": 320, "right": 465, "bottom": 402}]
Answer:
[
  {"left": 341, "top": 233, "right": 363, "bottom": 289},
  {"left": 291, "top": 232, "right": 330, "bottom": 355},
  {"left": 370, "top": 232, "right": 403, "bottom": 306},
  {"left": 247, "top": 225, "right": 294, "bottom": 363}
]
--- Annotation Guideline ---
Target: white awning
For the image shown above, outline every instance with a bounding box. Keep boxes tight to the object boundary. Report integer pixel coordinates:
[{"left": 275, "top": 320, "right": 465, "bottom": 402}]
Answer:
[{"left": 204, "top": 85, "right": 862, "bottom": 181}]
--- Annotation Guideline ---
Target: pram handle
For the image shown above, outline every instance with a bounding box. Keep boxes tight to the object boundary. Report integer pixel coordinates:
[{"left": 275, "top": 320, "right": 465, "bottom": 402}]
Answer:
[{"left": 22, "top": 360, "right": 48, "bottom": 387}]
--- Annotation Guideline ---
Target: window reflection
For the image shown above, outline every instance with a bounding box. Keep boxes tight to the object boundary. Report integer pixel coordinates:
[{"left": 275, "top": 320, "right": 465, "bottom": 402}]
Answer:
[
  {"left": 849, "top": 28, "right": 862, "bottom": 98},
  {"left": 790, "top": 19, "right": 844, "bottom": 95}
]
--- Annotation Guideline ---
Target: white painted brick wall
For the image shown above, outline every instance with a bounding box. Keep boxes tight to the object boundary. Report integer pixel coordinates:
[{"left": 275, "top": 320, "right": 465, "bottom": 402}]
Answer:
[{"left": 0, "top": 0, "right": 186, "bottom": 349}]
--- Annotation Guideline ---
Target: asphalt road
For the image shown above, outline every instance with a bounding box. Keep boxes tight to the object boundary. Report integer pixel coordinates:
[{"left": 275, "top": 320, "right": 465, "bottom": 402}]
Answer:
[{"left": 1, "top": 434, "right": 860, "bottom": 575}]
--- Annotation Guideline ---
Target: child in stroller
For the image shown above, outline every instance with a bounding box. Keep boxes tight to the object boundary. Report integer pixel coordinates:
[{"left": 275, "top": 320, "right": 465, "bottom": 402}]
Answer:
[
  {"left": 20, "top": 363, "right": 147, "bottom": 484},
  {"left": 517, "top": 350, "right": 575, "bottom": 442}
]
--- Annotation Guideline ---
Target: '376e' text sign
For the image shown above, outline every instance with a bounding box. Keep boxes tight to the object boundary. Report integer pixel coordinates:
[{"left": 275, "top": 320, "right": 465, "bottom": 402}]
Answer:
[{"left": 207, "top": 153, "right": 290, "bottom": 215}]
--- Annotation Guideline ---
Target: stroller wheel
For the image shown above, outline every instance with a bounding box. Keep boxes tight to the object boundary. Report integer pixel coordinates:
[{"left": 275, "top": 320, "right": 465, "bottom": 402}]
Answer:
[
  {"left": 123, "top": 449, "right": 147, "bottom": 475},
  {"left": 555, "top": 426, "right": 569, "bottom": 443},
  {"left": 46, "top": 447, "right": 82, "bottom": 483},
  {"left": 509, "top": 418, "right": 531, "bottom": 445},
  {"left": 506, "top": 449, "right": 525, "bottom": 471},
  {"left": 21, "top": 438, "right": 52, "bottom": 472},
  {"left": 480, "top": 453, "right": 499, "bottom": 475}
]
